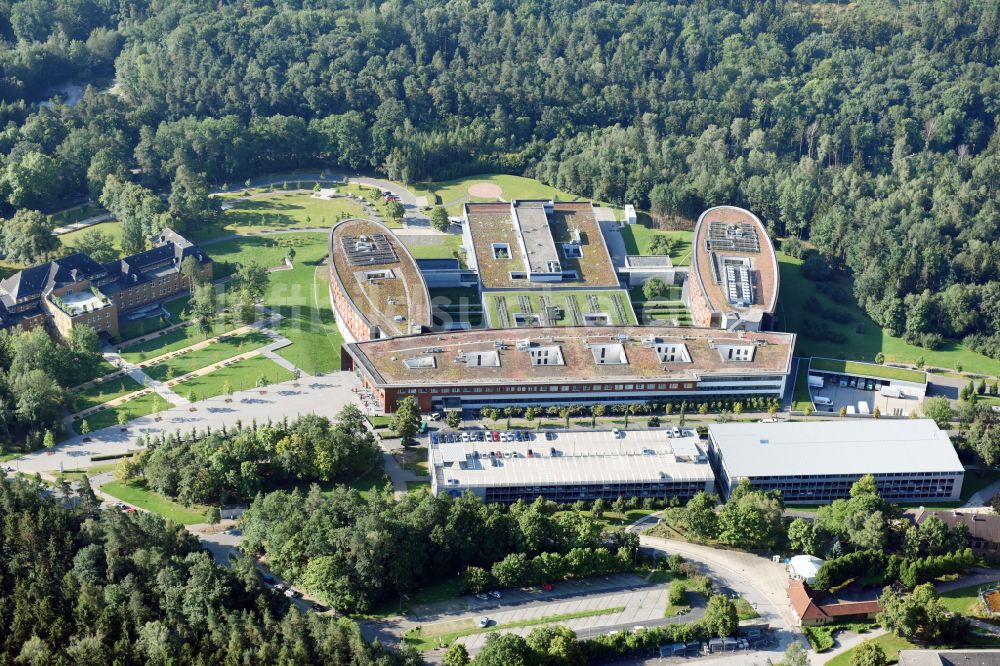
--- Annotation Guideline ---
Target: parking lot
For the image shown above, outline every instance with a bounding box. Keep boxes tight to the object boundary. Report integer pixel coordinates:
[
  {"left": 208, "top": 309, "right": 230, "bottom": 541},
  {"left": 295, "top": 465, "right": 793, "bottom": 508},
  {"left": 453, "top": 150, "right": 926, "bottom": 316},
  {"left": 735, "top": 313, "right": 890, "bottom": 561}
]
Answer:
[{"left": 809, "top": 375, "right": 917, "bottom": 417}]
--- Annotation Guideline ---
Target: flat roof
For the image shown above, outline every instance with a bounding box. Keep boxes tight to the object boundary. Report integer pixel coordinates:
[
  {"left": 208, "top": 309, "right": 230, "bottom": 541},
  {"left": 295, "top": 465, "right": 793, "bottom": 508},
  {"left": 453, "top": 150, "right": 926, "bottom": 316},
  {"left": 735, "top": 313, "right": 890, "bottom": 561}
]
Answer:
[
  {"left": 691, "top": 206, "right": 778, "bottom": 318},
  {"left": 344, "top": 325, "right": 796, "bottom": 388},
  {"left": 432, "top": 429, "right": 715, "bottom": 489},
  {"left": 709, "top": 420, "right": 964, "bottom": 478},
  {"left": 329, "top": 218, "right": 431, "bottom": 337},
  {"left": 465, "top": 201, "right": 619, "bottom": 289}
]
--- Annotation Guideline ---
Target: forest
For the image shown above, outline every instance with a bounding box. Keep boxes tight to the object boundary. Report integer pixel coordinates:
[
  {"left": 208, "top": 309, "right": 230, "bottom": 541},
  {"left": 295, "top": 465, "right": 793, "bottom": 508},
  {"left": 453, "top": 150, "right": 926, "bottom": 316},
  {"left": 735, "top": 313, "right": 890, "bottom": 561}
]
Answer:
[
  {"left": 0, "top": 0, "right": 998, "bottom": 353},
  {"left": 0, "top": 475, "right": 420, "bottom": 664},
  {"left": 123, "top": 408, "right": 383, "bottom": 506},
  {"left": 239, "top": 489, "right": 633, "bottom": 613}
]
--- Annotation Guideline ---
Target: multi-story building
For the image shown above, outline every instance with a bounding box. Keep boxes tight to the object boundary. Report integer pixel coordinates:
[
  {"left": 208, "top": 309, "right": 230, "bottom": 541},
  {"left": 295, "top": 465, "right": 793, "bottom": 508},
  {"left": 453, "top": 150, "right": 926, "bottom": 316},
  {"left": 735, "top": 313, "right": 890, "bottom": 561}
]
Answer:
[
  {"left": 341, "top": 325, "right": 795, "bottom": 413},
  {"left": 706, "top": 420, "right": 965, "bottom": 504},
  {"left": 0, "top": 229, "right": 211, "bottom": 339},
  {"left": 328, "top": 218, "right": 431, "bottom": 342},
  {"left": 683, "top": 206, "right": 779, "bottom": 331},
  {"left": 429, "top": 428, "right": 715, "bottom": 503}
]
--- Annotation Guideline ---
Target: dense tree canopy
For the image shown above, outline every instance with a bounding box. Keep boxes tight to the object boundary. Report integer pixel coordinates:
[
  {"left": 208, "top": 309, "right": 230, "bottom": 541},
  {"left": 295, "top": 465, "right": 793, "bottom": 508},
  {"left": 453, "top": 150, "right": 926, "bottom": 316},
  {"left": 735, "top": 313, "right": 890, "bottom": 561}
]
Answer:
[
  {"left": 0, "top": 0, "right": 996, "bottom": 348},
  {"left": 0, "top": 475, "right": 419, "bottom": 665}
]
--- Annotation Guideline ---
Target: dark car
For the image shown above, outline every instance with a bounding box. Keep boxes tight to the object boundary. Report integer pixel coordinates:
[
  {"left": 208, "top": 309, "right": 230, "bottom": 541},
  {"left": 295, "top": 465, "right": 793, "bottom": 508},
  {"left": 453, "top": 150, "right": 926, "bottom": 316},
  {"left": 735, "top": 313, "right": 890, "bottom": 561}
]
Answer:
[
  {"left": 311, "top": 602, "right": 329, "bottom": 613},
  {"left": 262, "top": 575, "right": 275, "bottom": 585}
]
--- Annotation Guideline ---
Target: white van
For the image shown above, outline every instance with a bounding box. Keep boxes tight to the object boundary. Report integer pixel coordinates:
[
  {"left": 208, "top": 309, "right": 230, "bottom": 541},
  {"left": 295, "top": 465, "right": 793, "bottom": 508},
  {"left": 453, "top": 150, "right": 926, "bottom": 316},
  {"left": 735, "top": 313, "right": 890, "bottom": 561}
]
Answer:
[{"left": 814, "top": 396, "right": 833, "bottom": 406}]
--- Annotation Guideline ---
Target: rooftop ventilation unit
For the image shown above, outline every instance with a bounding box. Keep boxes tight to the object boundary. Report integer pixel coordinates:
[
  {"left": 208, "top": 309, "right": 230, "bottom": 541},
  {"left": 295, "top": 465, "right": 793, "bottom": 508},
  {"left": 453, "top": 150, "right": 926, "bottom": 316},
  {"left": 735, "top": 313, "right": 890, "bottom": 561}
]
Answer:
[
  {"left": 641, "top": 335, "right": 657, "bottom": 348},
  {"left": 516, "top": 340, "right": 531, "bottom": 351}
]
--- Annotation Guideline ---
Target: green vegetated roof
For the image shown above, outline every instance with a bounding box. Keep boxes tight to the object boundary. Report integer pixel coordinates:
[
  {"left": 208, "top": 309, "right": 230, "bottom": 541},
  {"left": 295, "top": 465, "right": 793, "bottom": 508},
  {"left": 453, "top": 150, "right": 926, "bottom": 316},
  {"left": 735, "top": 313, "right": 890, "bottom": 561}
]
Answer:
[{"left": 809, "top": 357, "right": 926, "bottom": 384}]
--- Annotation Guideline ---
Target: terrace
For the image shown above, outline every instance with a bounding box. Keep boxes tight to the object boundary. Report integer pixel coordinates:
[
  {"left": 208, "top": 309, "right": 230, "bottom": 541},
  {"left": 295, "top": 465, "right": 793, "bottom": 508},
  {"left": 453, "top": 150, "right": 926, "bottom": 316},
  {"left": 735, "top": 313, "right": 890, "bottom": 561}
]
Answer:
[
  {"left": 330, "top": 218, "right": 431, "bottom": 337},
  {"left": 485, "top": 290, "right": 636, "bottom": 328},
  {"left": 56, "top": 288, "right": 111, "bottom": 316},
  {"left": 344, "top": 325, "right": 795, "bottom": 386}
]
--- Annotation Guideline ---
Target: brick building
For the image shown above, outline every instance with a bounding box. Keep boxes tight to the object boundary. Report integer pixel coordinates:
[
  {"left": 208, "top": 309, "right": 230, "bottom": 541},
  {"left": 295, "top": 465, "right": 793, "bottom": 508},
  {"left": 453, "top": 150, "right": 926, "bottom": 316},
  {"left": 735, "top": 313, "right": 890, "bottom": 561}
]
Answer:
[
  {"left": 683, "top": 206, "right": 779, "bottom": 331},
  {"left": 328, "top": 218, "right": 431, "bottom": 342},
  {"left": 0, "top": 229, "right": 211, "bottom": 340},
  {"left": 341, "top": 325, "right": 795, "bottom": 413}
]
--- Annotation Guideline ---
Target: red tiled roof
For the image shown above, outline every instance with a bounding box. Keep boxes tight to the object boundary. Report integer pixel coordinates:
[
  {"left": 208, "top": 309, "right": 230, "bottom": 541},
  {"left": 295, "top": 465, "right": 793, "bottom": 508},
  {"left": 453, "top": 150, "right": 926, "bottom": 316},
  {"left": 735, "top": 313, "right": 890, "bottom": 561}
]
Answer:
[
  {"left": 789, "top": 580, "right": 829, "bottom": 622},
  {"left": 788, "top": 580, "right": 881, "bottom": 622}
]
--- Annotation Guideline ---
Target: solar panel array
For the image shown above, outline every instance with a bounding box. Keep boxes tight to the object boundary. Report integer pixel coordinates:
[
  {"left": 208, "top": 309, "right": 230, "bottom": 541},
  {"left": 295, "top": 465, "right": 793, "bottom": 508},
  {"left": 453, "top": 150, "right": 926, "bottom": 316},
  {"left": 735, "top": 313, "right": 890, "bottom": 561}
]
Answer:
[
  {"left": 341, "top": 234, "right": 399, "bottom": 266},
  {"left": 724, "top": 261, "right": 754, "bottom": 306},
  {"left": 706, "top": 222, "right": 760, "bottom": 253}
]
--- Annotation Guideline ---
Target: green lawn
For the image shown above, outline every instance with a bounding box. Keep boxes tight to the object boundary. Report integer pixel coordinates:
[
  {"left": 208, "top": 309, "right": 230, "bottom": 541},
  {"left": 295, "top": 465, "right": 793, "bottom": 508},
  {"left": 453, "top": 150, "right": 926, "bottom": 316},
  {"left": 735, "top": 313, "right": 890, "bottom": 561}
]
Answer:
[
  {"left": 777, "top": 251, "right": 1000, "bottom": 376},
  {"left": 202, "top": 232, "right": 325, "bottom": 278},
  {"left": 406, "top": 480, "right": 431, "bottom": 493},
  {"left": 118, "top": 315, "right": 236, "bottom": 362},
  {"left": 484, "top": 289, "right": 636, "bottom": 328},
  {"left": 49, "top": 202, "right": 104, "bottom": 226},
  {"left": 403, "top": 605, "right": 627, "bottom": 650},
  {"left": 400, "top": 234, "right": 465, "bottom": 264},
  {"left": 174, "top": 355, "right": 295, "bottom": 400},
  {"left": 69, "top": 374, "right": 143, "bottom": 413},
  {"left": 53, "top": 463, "right": 118, "bottom": 481},
  {"left": 407, "top": 174, "right": 589, "bottom": 215},
  {"left": 74, "top": 357, "right": 119, "bottom": 387},
  {"left": 826, "top": 633, "right": 916, "bottom": 665},
  {"left": 939, "top": 580, "right": 995, "bottom": 616},
  {"left": 619, "top": 225, "right": 693, "bottom": 266},
  {"left": 791, "top": 360, "right": 814, "bottom": 411},
  {"left": 101, "top": 479, "right": 211, "bottom": 524},
  {"left": 143, "top": 330, "right": 272, "bottom": 382},
  {"left": 59, "top": 220, "right": 124, "bottom": 254},
  {"left": 810, "top": 358, "right": 927, "bottom": 384},
  {"left": 201, "top": 190, "right": 366, "bottom": 240},
  {"left": 340, "top": 183, "right": 399, "bottom": 225},
  {"left": 265, "top": 255, "right": 345, "bottom": 375},
  {"left": 80, "top": 392, "right": 175, "bottom": 432}
]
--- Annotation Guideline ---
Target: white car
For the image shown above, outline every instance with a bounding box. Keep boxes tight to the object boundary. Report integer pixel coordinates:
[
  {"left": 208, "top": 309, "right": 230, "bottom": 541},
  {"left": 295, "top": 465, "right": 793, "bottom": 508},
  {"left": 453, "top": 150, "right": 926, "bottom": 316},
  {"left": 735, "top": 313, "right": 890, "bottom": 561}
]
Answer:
[
  {"left": 478, "top": 617, "right": 491, "bottom": 628},
  {"left": 488, "top": 590, "right": 501, "bottom": 599},
  {"left": 632, "top": 625, "right": 646, "bottom": 633}
]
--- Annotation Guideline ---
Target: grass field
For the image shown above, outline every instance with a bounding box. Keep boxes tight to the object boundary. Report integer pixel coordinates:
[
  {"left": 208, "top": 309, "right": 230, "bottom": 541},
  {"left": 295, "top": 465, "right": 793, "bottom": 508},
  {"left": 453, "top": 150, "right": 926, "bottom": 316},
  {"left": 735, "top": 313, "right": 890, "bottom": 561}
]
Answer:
[
  {"left": 777, "top": 251, "right": 1000, "bottom": 376},
  {"left": 53, "top": 462, "right": 118, "bottom": 481},
  {"left": 810, "top": 358, "right": 927, "bottom": 384},
  {"left": 69, "top": 374, "right": 143, "bottom": 413},
  {"left": 408, "top": 174, "right": 587, "bottom": 215},
  {"left": 826, "top": 633, "right": 916, "bottom": 665},
  {"left": 400, "top": 234, "right": 465, "bottom": 263},
  {"left": 403, "top": 605, "right": 627, "bottom": 650},
  {"left": 143, "top": 330, "right": 272, "bottom": 381},
  {"left": 175, "top": 355, "right": 295, "bottom": 400},
  {"left": 263, "top": 238, "right": 344, "bottom": 374},
  {"left": 939, "top": 580, "right": 995, "bottom": 616},
  {"left": 101, "top": 479, "right": 211, "bottom": 524},
  {"left": 202, "top": 190, "right": 366, "bottom": 240},
  {"left": 82, "top": 392, "right": 175, "bottom": 432},
  {"left": 48, "top": 202, "right": 104, "bottom": 226},
  {"left": 204, "top": 232, "right": 324, "bottom": 277},
  {"left": 340, "top": 183, "right": 399, "bottom": 224},
  {"left": 619, "top": 225, "right": 693, "bottom": 266},
  {"left": 118, "top": 301, "right": 235, "bottom": 362},
  {"left": 484, "top": 289, "right": 636, "bottom": 328},
  {"left": 791, "top": 360, "right": 813, "bottom": 411}
]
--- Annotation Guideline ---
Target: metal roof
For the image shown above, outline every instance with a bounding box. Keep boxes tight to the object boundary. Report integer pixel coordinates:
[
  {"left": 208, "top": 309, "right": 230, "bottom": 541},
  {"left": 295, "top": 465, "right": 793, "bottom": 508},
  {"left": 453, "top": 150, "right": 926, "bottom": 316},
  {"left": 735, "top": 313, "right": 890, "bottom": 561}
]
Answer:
[
  {"left": 432, "top": 429, "right": 714, "bottom": 489},
  {"left": 708, "top": 419, "right": 963, "bottom": 478}
]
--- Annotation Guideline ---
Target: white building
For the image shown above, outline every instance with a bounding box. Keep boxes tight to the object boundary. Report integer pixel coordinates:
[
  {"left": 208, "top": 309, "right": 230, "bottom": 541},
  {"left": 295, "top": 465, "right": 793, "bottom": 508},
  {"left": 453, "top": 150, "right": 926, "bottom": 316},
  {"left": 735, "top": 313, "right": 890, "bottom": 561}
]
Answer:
[
  {"left": 429, "top": 428, "right": 715, "bottom": 503},
  {"left": 706, "top": 420, "right": 964, "bottom": 504}
]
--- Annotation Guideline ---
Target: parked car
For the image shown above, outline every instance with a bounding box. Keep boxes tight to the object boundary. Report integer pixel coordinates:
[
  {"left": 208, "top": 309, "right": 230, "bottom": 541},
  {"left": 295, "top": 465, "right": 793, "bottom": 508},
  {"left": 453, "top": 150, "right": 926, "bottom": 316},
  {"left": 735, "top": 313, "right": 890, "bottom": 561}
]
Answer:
[
  {"left": 284, "top": 588, "right": 301, "bottom": 599},
  {"left": 478, "top": 617, "right": 491, "bottom": 628},
  {"left": 488, "top": 591, "right": 501, "bottom": 599},
  {"left": 491, "top": 431, "right": 500, "bottom": 442},
  {"left": 475, "top": 593, "right": 489, "bottom": 601},
  {"left": 542, "top": 583, "right": 553, "bottom": 591},
  {"left": 430, "top": 412, "right": 441, "bottom": 421},
  {"left": 262, "top": 575, "right": 275, "bottom": 585},
  {"left": 311, "top": 602, "right": 329, "bottom": 613}
]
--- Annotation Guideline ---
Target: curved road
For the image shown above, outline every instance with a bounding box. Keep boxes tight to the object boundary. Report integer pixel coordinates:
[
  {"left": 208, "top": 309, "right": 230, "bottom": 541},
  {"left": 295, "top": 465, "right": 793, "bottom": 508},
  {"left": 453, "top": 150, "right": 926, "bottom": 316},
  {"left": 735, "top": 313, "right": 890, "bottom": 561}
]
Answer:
[{"left": 630, "top": 515, "right": 807, "bottom": 664}]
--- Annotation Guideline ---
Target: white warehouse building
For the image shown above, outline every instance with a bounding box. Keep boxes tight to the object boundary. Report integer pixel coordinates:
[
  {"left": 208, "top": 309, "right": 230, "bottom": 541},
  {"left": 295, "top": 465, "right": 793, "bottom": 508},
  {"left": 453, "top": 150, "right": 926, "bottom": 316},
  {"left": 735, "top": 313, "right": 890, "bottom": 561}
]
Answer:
[
  {"left": 706, "top": 420, "right": 965, "bottom": 504},
  {"left": 429, "top": 428, "right": 716, "bottom": 504}
]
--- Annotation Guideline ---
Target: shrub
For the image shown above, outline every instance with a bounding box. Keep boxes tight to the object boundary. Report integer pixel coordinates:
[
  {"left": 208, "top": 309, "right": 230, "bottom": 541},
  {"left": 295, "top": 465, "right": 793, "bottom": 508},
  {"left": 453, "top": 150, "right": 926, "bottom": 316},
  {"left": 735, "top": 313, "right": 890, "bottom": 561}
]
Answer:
[{"left": 668, "top": 579, "right": 687, "bottom": 606}]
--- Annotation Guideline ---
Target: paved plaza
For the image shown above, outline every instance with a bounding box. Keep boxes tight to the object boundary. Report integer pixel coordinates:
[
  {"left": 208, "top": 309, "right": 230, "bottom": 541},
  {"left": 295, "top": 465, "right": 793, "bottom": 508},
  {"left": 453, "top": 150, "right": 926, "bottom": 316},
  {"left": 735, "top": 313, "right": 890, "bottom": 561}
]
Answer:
[{"left": 11, "top": 371, "right": 363, "bottom": 475}]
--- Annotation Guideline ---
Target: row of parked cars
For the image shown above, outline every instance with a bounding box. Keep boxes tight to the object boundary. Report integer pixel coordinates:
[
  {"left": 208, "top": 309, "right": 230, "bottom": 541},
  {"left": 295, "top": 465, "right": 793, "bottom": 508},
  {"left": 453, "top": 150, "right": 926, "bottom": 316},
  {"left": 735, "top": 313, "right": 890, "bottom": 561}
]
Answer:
[{"left": 432, "top": 430, "right": 541, "bottom": 444}]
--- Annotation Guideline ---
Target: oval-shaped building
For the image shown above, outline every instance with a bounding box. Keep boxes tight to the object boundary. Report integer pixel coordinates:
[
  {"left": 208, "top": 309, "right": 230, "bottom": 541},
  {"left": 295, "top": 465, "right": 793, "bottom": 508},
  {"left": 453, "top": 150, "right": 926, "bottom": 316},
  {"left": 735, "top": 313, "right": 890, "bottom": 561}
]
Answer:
[
  {"left": 328, "top": 218, "right": 431, "bottom": 342},
  {"left": 683, "top": 206, "right": 779, "bottom": 331}
]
